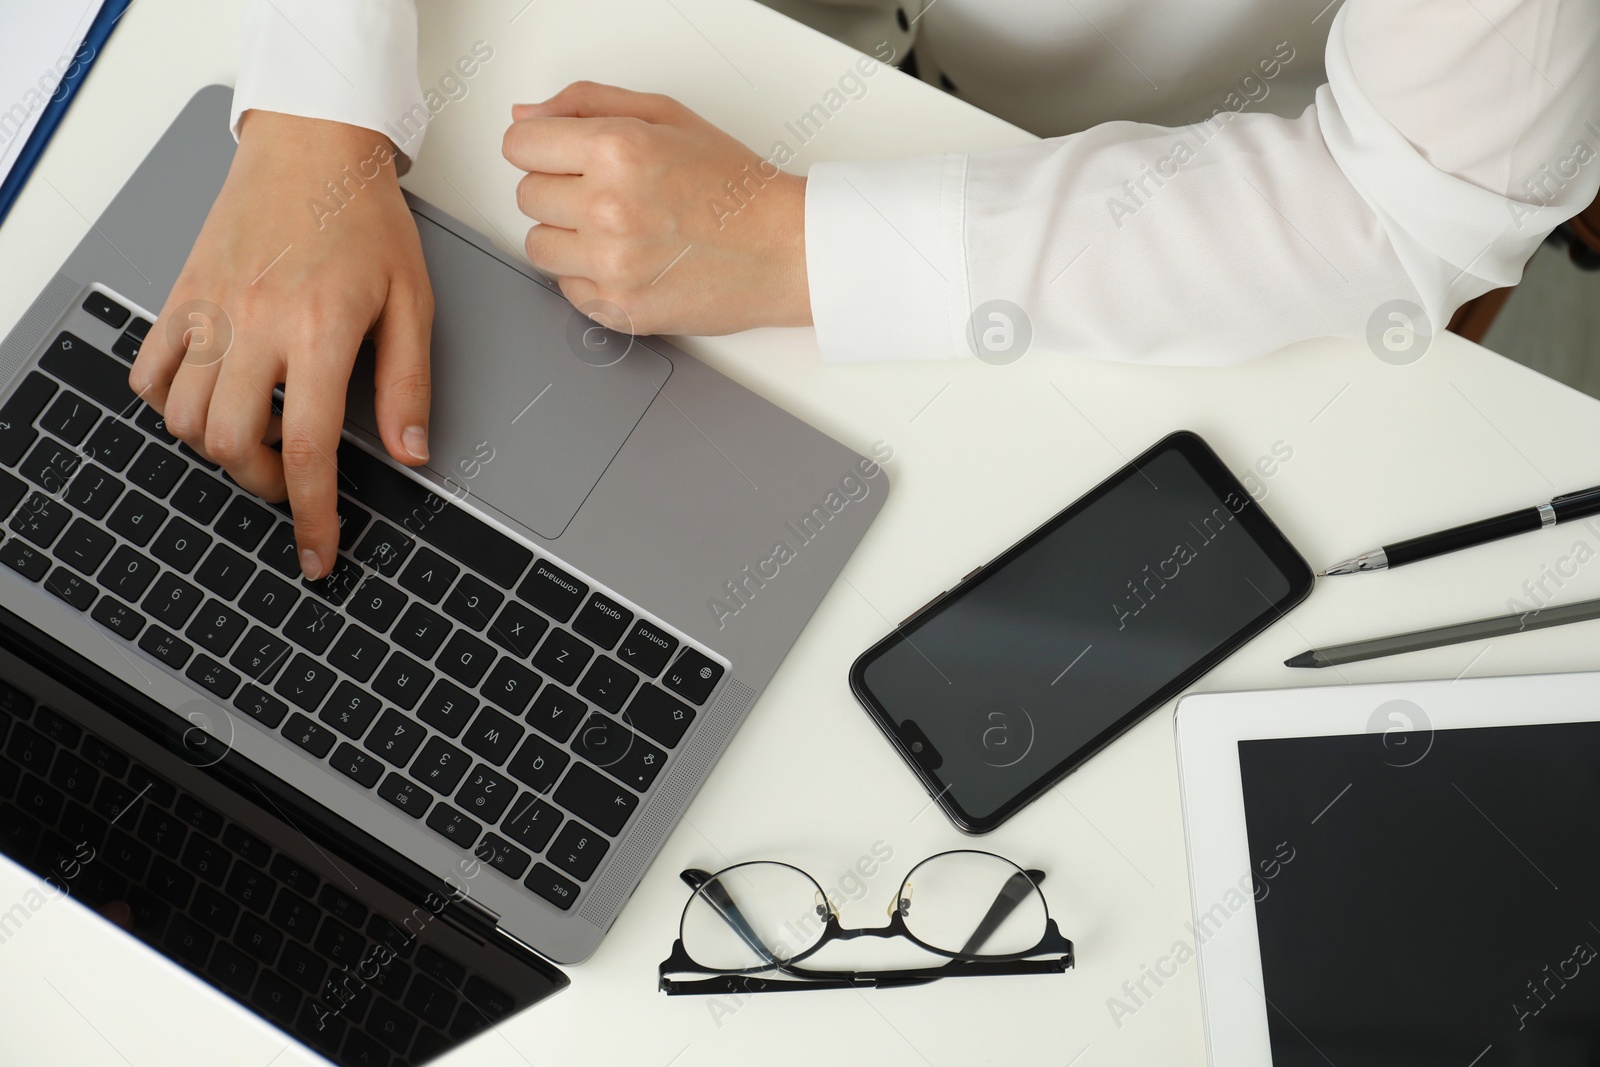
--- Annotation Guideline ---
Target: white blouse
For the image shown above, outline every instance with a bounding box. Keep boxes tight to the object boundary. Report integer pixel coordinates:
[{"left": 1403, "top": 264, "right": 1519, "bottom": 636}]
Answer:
[{"left": 232, "top": 0, "right": 1600, "bottom": 366}]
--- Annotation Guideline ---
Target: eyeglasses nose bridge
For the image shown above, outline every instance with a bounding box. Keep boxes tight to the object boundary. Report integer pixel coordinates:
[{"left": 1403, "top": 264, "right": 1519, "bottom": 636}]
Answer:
[{"left": 888, "top": 880, "right": 913, "bottom": 918}]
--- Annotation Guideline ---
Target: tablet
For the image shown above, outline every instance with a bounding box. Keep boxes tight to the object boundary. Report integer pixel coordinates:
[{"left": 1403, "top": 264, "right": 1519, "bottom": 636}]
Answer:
[
  {"left": 851, "top": 431, "right": 1313, "bottom": 833},
  {"left": 1175, "top": 672, "right": 1600, "bottom": 1066}
]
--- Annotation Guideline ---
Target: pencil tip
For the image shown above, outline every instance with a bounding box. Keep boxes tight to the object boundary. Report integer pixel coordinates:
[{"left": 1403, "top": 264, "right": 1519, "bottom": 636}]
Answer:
[{"left": 1284, "top": 651, "right": 1318, "bottom": 669}]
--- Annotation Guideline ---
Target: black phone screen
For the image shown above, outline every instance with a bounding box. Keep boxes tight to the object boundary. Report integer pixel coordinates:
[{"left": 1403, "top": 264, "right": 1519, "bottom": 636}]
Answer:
[{"left": 850, "top": 432, "right": 1313, "bottom": 832}]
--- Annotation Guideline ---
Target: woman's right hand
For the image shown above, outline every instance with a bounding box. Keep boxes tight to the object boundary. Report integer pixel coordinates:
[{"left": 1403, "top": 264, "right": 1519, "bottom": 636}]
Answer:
[{"left": 130, "top": 109, "right": 436, "bottom": 580}]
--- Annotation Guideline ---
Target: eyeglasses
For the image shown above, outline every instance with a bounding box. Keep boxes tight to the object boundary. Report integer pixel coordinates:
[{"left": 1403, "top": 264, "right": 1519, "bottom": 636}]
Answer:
[{"left": 658, "top": 849, "right": 1075, "bottom": 994}]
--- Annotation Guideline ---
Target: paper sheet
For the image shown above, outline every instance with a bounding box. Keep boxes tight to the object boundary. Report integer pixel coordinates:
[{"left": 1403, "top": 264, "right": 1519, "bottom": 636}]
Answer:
[{"left": 0, "top": 0, "right": 103, "bottom": 186}]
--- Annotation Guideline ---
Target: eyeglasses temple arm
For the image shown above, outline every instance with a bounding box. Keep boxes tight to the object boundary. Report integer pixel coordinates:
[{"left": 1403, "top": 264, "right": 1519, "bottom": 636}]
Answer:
[
  {"left": 684, "top": 870, "right": 784, "bottom": 966},
  {"left": 955, "top": 870, "right": 1038, "bottom": 958}
]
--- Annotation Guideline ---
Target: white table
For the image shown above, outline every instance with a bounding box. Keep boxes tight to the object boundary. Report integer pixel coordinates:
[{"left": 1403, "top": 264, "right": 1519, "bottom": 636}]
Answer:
[{"left": 3, "top": 1, "right": 1599, "bottom": 1064}]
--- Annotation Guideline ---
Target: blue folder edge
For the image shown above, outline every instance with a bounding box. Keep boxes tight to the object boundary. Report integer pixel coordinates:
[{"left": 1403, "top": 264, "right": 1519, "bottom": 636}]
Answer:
[{"left": 0, "top": 0, "right": 135, "bottom": 229}]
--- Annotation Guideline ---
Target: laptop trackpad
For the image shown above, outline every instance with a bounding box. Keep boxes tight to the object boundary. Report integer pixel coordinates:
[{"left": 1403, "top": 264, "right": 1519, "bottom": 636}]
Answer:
[{"left": 345, "top": 211, "right": 671, "bottom": 540}]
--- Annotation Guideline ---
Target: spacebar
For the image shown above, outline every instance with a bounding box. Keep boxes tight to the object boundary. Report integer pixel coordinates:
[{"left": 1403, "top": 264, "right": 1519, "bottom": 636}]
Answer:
[{"left": 336, "top": 439, "right": 534, "bottom": 588}]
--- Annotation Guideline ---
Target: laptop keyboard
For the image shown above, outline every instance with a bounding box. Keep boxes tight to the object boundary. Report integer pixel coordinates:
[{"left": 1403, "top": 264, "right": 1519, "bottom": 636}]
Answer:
[
  {"left": 0, "top": 680, "right": 523, "bottom": 1066},
  {"left": 0, "top": 290, "right": 727, "bottom": 912}
]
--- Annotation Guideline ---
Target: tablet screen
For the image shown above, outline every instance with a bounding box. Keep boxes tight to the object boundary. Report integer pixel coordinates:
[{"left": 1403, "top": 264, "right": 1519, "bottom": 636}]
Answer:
[
  {"left": 1238, "top": 720, "right": 1600, "bottom": 1064},
  {"left": 854, "top": 433, "right": 1310, "bottom": 831}
]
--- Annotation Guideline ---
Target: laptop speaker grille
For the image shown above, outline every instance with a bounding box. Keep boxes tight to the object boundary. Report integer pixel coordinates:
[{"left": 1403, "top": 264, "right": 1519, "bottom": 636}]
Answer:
[
  {"left": 0, "top": 274, "right": 81, "bottom": 386},
  {"left": 579, "top": 676, "right": 758, "bottom": 926}
]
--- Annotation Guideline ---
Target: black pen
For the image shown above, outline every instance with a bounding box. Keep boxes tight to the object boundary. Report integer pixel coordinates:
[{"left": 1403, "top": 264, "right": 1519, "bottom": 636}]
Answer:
[{"left": 1321, "top": 484, "right": 1600, "bottom": 575}]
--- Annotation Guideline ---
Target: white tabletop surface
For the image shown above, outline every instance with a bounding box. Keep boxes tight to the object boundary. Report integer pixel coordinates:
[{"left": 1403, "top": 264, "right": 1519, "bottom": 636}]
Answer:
[{"left": 3, "top": 1, "right": 1600, "bottom": 1065}]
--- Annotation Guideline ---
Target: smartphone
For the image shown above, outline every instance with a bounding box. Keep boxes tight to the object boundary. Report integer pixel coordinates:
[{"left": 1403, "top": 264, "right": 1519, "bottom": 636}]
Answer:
[{"left": 849, "top": 431, "right": 1314, "bottom": 833}]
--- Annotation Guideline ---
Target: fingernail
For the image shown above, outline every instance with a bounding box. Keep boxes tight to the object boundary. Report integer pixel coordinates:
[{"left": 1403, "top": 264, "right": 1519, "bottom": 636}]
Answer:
[
  {"left": 299, "top": 549, "right": 323, "bottom": 580},
  {"left": 402, "top": 425, "right": 429, "bottom": 461}
]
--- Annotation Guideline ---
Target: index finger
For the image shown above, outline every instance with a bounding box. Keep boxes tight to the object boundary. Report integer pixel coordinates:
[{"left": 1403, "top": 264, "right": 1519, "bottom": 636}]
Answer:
[
  {"left": 280, "top": 338, "right": 359, "bottom": 579},
  {"left": 501, "top": 115, "right": 642, "bottom": 175}
]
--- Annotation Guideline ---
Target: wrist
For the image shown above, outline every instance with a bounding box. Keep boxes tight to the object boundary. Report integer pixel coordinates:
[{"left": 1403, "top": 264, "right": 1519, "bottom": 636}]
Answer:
[
  {"left": 238, "top": 109, "right": 400, "bottom": 187},
  {"left": 768, "top": 173, "right": 812, "bottom": 328}
]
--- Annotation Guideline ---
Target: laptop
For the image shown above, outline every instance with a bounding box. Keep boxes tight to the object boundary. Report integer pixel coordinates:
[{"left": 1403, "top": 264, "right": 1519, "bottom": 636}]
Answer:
[{"left": 0, "top": 84, "right": 886, "bottom": 1062}]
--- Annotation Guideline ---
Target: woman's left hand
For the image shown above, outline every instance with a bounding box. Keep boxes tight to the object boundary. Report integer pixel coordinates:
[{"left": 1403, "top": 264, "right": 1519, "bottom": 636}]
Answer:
[{"left": 503, "top": 81, "right": 810, "bottom": 336}]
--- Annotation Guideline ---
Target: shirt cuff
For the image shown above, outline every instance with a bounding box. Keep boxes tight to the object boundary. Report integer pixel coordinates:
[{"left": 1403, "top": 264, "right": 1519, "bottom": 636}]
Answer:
[
  {"left": 231, "top": 0, "right": 425, "bottom": 172},
  {"left": 804, "top": 154, "right": 972, "bottom": 364}
]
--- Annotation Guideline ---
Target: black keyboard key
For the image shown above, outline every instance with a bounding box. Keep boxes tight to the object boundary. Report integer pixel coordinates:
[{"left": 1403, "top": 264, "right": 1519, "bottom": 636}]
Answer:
[
  {"left": 554, "top": 762, "right": 638, "bottom": 835},
  {"left": 416, "top": 680, "right": 476, "bottom": 738},
  {"left": 0, "top": 469, "right": 25, "bottom": 523},
  {"left": 398, "top": 546, "right": 457, "bottom": 604},
  {"left": 409, "top": 736, "right": 471, "bottom": 794},
  {"left": 327, "top": 624, "right": 385, "bottom": 682},
  {"left": 622, "top": 683, "right": 697, "bottom": 748},
  {"left": 193, "top": 883, "right": 240, "bottom": 936},
  {"left": 194, "top": 543, "right": 253, "bottom": 599},
  {"left": 371, "top": 650, "right": 430, "bottom": 710},
  {"left": 82, "top": 293, "right": 130, "bottom": 329},
  {"left": 580, "top": 715, "right": 666, "bottom": 792},
  {"left": 10, "top": 491, "right": 69, "bottom": 547},
  {"left": 134, "top": 405, "right": 177, "bottom": 445},
  {"left": 185, "top": 654, "right": 240, "bottom": 698},
  {"left": 31, "top": 706, "right": 80, "bottom": 746},
  {"left": 271, "top": 889, "right": 321, "bottom": 942},
  {"left": 572, "top": 593, "right": 632, "bottom": 650},
  {"left": 526, "top": 684, "right": 583, "bottom": 744},
  {"left": 505, "top": 734, "right": 568, "bottom": 794},
  {"left": 151, "top": 515, "right": 211, "bottom": 571},
  {"left": 353, "top": 520, "right": 413, "bottom": 577},
  {"left": 258, "top": 521, "right": 302, "bottom": 576},
  {"left": 341, "top": 1031, "right": 389, "bottom": 1066},
  {"left": 271, "top": 855, "right": 319, "bottom": 898},
  {"left": 175, "top": 796, "right": 223, "bottom": 836},
  {"left": 64, "top": 463, "right": 124, "bottom": 519},
  {"left": 664, "top": 647, "right": 725, "bottom": 705},
  {"left": 392, "top": 601, "right": 450, "bottom": 659},
  {"left": 473, "top": 832, "right": 531, "bottom": 878},
  {"left": 519, "top": 559, "right": 587, "bottom": 622},
  {"left": 81, "top": 418, "right": 142, "bottom": 471},
  {"left": 7, "top": 723, "right": 54, "bottom": 775},
  {"left": 524, "top": 863, "right": 579, "bottom": 910},
  {"left": 302, "top": 555, "right": 363, "bottom": 606},
  {"left": 93, "top": 776, "right": 139, "bottom": 823},
  {"left": 142, "top": 572, "right": 203, "bottom": 628},
  {"left": 312, "top": 884, "right": 365, "bottom": 928},
  {"left": 282, "top": 712, "right": 336, "bottom": 758},
  {"left": 274, "top": 654, "right": 338, "bottom": 712},
  {"left": 128, "top": 764, "right": 175, "bottom": 807},
  {"left": 251, "top": 969, "right": 301, "bottom": 1025},
  {"left": 17, "top": 772, "right": 65, "bottom": 824},
  {"left": 127, "top": 444, "right": 187, "bottom": 497},
  {"left": 364, "top": 709, "right": 425, "bottom": 766},
  {"left": 105, "top": 488, "right": 166, "bottom": 545},
  {"left": 455, "top": 764, "right": 515, "bottom": 824},
  {"left": 549, "top": 820, "right": 609, "bottom": 880},
  {"left": 41, "top": 332, "right": 135, "bottom": 412},
  {"left": 229, "top": 627, "right": 292, "bottom": 681},
  {"left": 0, "top": 372, "right": 56, "bottom": 465},
  {"left": 442, "top": 573, "right": 502, "bottom": 631},
  {"left": 531, "top": 628, "right": 591, "bottom": 686},
  {"left": 124, "top": 887, "right": 169, "bottom": 937},
  {"left": 18, "top": 436, "right": 79, "bottom": 492},
  {"left": 216, "top": 495, "right": 273, "bottom": 551},
  {"left": 331, "top": 742, "right": 383, "bottom": 788},
  {"left": 238, "top": 570, "right": 299, "bottom": 627},
  {"left": 165, "top": 912, "right": 215, "bottom": 967},
  {"left": 208, "top": 942, "right": 258, "bottom": 995},
  {"left": 505, "top": 796, "right": 569, "bottom": 857},
  {"left": 319, "top": 681, "right": 382, "bottom": 738},
  {"left": 336, "top": 440, "right": 532, "bottom": 588},
  {"left": 44, "top": 565, "right": 97, "bottom": 610},
  {"left": 403, "top": 973, "right": 458, "bottom": 1030},
  {"left": 347, "top": 576, "right": 405, "bottom": 633},
  {"left": 282, "top": 599, "right": 342, "bottom": 655},
  {"left": 90, "top": 596, "right": 145, "bottom": 640},
  {"left": 376, "top": 772, "right": 429, "bottom": 818},
  {"left": 577, "top": 655, "right": 638, "bottom": 714},
  {"left": 185, "top": 600, "right": 248, "bottom": 656},
  {"left": 39, "top": 390, "right": 101, "bottom": 445},
  {"left": 99, "top": 544, "right": 158, "bottom": 602},
  {"left": 424, "top": 804, "right": 481, "bottom": 849},
  {"left": 234, "top": 682, "right": 289, "bottom": 727},
  {"left": 481, "top": 656, "right": 541, "bottom": 716},
  {"left": 0, "top": 537, "right": 48, "bottom": 580},
  {"left": 171, "top": 468, "right": 229, "bottom": 523},
  {"left": 314, "top": 916, "right": 367, "bottom": 967},
  {"left": 137, "top": 806, "right": 188, "bottom": 857},
  {"left": 436, "top": 630, "right": 494, "bottom": 687},
  {"left": 238, "top": 911, "right": 284, "bottom": 963},
  {"left": 180, "top": 834, "right": 231, "bottom": 885},
  {"left": 366, "top": 995, "right": 418, "bottom": 1054},
  {"left": 48, "top": 750, "right": 97, "bottom": 804},
  {"left": 463, "top": 975, "right": 515, "bottom": 1022},
  {"left": 179, "top": 443, "right": 219, "bottom": 469},
  {"left": 80, "top": 736, "right": 127, "bottom": 777},
  {"left": 487, "top": 600, "right": 548, "bottom": 660},
  {"left": 222, "top": 824, "right": 271, "bottom": 867},
  {"left": 111, "top": 329, "right": 144, "bottom": 365},
  {"left": 461, "top": 706, "right": 522, "bottom": 766}
]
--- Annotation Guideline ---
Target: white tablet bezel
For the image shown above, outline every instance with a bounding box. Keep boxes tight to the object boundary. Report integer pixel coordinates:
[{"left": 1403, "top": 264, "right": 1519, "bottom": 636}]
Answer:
[{"left": 1173, "top": 670, "right": 1600, "bottom": 1065}]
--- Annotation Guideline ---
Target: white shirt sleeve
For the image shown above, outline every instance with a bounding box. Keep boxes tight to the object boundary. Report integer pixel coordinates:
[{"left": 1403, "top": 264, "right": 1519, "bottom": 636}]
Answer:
[
  {"left": 805, "top": 0, "right": 1600, "bottom": 365},
  {"left": 230, "top": 0, "right": 425, "bottom": 171}
]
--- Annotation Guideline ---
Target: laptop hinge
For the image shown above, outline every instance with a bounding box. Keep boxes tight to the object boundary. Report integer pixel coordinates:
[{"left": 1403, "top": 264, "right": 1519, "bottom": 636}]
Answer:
[{"left": 440, "top": 890, "right": 501, "bottom": 941}]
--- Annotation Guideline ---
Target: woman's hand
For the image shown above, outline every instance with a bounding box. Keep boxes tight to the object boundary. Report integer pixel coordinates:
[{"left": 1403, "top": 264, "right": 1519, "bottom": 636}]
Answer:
[
  {"left": 503, "top": 82, "right": 809, "bottom": 336},
  {"left": 131, "top": 110, "right": 434, "bottom": 580}
]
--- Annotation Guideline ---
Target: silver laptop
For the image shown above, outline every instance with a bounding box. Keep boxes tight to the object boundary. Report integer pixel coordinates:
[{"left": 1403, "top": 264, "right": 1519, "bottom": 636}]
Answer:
[{"left": 0, "top": 83, "right": 883, "bottom": 1048}]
